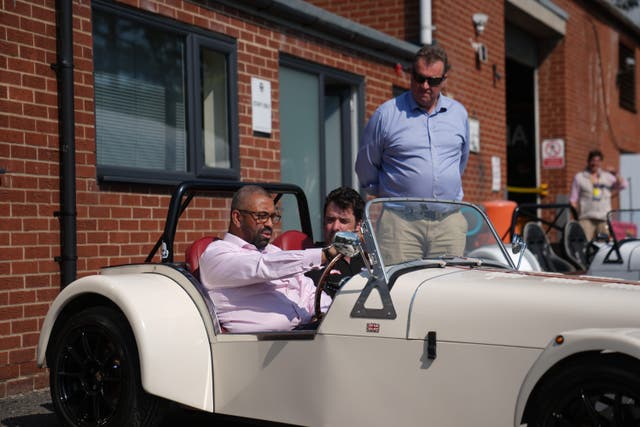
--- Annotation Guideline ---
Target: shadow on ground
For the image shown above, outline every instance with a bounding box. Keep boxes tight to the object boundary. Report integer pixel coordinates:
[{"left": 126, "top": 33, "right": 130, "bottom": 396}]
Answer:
[
  {"left": 0, "top": 401, "right": 59, "bottom": 427},
  {"left": 0, "top": 390, "right": 290, "bottom": 427}
]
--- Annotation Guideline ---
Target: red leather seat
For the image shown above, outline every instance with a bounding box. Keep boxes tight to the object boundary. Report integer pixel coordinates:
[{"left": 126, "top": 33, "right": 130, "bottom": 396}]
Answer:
[
  {"left": 184, "top": 235, "right": 227, "bottom": 333},
  {"left": 272, "top": 230, "right": 314, "bottom": 250},
  {"left": 185, "top": 236, "right": 218, "bottom": 278}
]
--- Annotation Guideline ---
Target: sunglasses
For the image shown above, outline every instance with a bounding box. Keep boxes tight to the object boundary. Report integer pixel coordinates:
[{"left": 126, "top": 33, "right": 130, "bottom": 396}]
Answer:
[
  {"left": 238, "top": 209, "right": 282, "bottom": 224},
  {"left": 412, "top": 71, "right": 446, "bottom": 87}
]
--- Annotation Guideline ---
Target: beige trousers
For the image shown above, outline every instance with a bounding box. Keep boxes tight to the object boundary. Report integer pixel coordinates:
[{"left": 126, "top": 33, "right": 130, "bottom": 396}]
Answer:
[
  {"left": 579, "top": 218, "right": 608, "bottom": 241},
  {"left": 376, "top": 209, "right": 468, "bottom": 266}
]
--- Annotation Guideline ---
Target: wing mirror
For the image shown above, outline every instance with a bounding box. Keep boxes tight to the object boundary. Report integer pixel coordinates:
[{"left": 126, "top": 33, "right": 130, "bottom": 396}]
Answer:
[
  {"left": 332, "top": 231, "right": 374, "bottom": 273},
  {"left": 511, "top": 234, "right": 527, "bottom": 270},
  {"left": 332, "top": 231, "right": 361, "bottom": 258}
]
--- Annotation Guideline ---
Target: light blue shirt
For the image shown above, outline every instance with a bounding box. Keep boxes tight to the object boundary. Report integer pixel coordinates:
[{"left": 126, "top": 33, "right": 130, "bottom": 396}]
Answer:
[{"left": 356, "top": 92, "right": 469, "bottom": 200}]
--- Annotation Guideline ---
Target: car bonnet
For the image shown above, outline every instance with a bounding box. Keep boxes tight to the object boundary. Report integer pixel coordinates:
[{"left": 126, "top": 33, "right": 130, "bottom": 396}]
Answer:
[{"left": 406, "top": 268, "right": 640, "bottom": 348}]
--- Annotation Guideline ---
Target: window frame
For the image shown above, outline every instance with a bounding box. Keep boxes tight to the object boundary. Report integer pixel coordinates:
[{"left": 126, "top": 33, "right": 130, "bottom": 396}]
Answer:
[
  {"left": 279, "top": 54, "right": 364, "bottom": 192},
  {"left": 618, "top": 41, "right": 636, "bottom": 113},
  {"left": 92, "top": 0, "right": 239, "bottom": 185}
]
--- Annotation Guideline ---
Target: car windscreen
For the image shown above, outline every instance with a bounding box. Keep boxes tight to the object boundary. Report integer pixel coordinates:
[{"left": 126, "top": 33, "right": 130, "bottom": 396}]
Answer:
[{"left": 363, "top": 199, "right": 513, "bottom": 271}]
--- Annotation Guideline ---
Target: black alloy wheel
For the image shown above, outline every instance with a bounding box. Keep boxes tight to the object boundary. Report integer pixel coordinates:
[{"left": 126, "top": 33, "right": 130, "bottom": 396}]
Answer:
[
  {"left": 48, "top": 306, "right": 163, "bottom": 427},
  {"left": 526, "top": 355, "right": 640, "bottom": 427}
]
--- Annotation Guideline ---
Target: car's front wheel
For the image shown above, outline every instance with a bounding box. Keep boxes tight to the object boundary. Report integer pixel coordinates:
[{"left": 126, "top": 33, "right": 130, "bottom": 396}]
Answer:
[
  {"left": 48, "top": 306, "right": 164, "bottom": 427},
  {"left": 525, "top": 354, "right": 640, "bottom": 427}
]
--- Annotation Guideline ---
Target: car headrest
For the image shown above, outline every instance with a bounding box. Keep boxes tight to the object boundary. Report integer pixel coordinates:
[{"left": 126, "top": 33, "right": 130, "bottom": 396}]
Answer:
[
  {"left": 185, "top": 236, "right": 218, "bottom": 277},
  {"left": 272, "top": 230, "right": 314, "bottom": 250}
]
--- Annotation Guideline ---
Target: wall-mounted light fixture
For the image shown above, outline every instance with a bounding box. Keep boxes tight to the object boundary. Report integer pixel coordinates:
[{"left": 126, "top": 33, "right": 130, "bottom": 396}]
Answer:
[
  {"left": 624, "top": 56, "right": 636, "bottom": 70},
  {"left": 472, "top": 13, "right": 488, "bottom": 36},
  {"left": 617, "top": 56, "right": 636, "bottom": 85},
  {"left": 471, "top": 41, "right": 488, "bottom": 63}
]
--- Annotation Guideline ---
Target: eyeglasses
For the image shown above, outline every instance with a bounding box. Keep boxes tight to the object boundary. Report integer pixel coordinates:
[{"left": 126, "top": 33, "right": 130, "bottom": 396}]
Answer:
[
  {"left": 238, "top": 209, "right": 282, "bottom": 224},
  {"left": 412, "top": 71, "right": 446, "bottom": 87}
]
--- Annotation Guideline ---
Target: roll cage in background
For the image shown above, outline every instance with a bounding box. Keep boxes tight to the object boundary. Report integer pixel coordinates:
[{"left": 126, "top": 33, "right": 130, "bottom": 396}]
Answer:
[
  {"left": 505, "top": 203, "right": 578, "bottom": 243},
  {"left": 143, "top": 180, "right": 313, "bottom": 264},
  {"left": 600, "top": 209, "right": 639, "bottom": 264}
]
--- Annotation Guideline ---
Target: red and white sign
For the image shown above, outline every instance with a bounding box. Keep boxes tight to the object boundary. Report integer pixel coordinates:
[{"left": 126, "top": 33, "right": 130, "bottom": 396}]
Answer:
[{"left": 542, "top": 138, "right": 565, "bottom": 169}]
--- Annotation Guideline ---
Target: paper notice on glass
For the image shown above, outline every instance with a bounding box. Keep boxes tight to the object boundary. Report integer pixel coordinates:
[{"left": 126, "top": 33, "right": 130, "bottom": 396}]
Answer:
[
  {"left": 469, "top": 118, "right": 480, "bottom": 153},
  {"left": 251, "top": 77, "right": 272, "bottom": 134},
  {"left": 491, "top": 156, "right": 501, "bottom": 192}
]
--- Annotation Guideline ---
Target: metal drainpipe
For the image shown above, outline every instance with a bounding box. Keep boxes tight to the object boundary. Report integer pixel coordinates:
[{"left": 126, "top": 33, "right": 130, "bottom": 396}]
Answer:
[
  {"left": 52, "top": 0, "right": 77, "bottom": 287},
  {"left": 419, "top": 0, "right": 433, "bottom": 45}
]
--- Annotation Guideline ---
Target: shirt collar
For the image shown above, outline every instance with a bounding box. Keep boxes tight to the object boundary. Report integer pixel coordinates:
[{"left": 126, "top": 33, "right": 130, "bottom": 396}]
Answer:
[
  {"left": 223, "top": 232, "right": 277, "bottom": 252},
  {"left": 224, "top": 232, "right": 256, "bottom": 249},
  {"left": 407, "top": 91, "right": 450, "bottom": 115}
]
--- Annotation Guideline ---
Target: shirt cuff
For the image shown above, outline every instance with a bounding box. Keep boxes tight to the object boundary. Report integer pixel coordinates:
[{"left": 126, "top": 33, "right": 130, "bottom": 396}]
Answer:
[{"left": 303, "top": 248, "right": 323, "bottom": 269}]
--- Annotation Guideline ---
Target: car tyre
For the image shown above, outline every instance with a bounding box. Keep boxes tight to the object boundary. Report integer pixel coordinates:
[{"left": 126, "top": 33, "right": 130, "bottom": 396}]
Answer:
[
  {"left": 525, "top": 354, "right": 640, "bottom": 427},
  {"left": 48, "top": 306, "right": 164, "bottom": 427}
]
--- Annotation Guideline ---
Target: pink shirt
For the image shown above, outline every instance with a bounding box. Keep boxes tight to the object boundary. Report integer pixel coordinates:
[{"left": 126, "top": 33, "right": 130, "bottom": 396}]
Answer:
[
  {"left": 199, "top": 233, "right": 332, "bottom": 333},
  {"left": 569, "top": 169, "right": 628, "bottom": 221}
]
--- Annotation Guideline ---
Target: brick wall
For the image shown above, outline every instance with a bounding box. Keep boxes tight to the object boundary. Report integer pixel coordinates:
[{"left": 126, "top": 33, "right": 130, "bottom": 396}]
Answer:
[
  {"left": 307, "top": 0, "right": 420, "bottom": 42},
  {"left": 1, "top": 0, "right": 62, "bottom": 395},
  {"left": 540, "top": 0, "right": 640, "bottom": 204},
  {"left": 0, "top": 0, "right": 412, "bottom": 397}
]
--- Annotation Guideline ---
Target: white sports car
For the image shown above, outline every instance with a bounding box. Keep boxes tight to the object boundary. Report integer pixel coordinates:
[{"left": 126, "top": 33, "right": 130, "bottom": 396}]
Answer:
[
  {"left": 587, "top": 209, "right": 640, "bottom": 280},
  {"left": 37, "top": 180, "right": 640, "bottom": 427},
  {"left": 506, "top": 203, "right": 640, "bottom": 280}
]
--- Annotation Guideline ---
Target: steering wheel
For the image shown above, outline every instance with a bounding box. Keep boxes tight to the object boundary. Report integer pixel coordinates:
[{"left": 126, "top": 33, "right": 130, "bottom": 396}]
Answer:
[{"left": 314, "top": 253, "right": 344, "bottom": 320}]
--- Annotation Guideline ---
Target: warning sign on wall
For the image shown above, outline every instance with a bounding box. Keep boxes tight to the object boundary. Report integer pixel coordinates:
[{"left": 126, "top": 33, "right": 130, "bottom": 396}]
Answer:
[{"left": 542, "top": 138, "right": 565, "bottom": 169}]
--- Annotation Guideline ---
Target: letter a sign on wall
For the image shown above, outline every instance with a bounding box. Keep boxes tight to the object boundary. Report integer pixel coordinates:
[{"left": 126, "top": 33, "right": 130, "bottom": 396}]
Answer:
[{"left": 542, "top": 138, "right": 565, "bottom": 169}]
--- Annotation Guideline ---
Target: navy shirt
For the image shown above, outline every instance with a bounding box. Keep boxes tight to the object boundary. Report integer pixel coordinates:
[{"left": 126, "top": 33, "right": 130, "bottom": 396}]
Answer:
[{"left": 356, "top": 92, "right": 469, "bottom": 200}]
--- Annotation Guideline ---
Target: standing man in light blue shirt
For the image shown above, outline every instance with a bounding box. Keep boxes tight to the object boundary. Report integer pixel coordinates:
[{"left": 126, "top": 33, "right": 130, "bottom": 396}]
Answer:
[{"left": 356, "top": 44, "right": 470, "bottom": 263}]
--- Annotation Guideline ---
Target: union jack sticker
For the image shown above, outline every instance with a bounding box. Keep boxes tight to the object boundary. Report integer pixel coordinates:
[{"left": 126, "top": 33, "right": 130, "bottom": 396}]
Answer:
[{"left": 366, "top": 323, "right": 380, "bottom": 333}]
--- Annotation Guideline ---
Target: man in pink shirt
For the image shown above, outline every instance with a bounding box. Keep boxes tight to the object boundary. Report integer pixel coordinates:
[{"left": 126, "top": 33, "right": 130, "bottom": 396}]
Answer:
[
  {"left": 569, "top": 150, "right": 627, "bottom": 240},
  {"left": 199, "top": 185, "right": 336, "bottom": 333}
]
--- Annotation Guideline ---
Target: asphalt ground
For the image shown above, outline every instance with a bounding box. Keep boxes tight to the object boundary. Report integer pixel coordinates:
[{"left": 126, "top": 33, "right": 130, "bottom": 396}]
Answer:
[
  {"left": 0, "top": 389, "right": 56, "bottom": 427},
  {"left": 0, "top": 388, "right": 290, "bottom": 427}
]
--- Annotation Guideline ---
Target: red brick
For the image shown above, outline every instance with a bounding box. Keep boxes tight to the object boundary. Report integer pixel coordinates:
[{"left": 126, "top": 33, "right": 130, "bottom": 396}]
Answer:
[
  {"left": 9, "top": 348, "right": 35, "bottom": 364},
  {"left": 22, "top": 332, "right": 41, "bottom": 347},
  {"left": 0, "top": 335, "right": 21, "bottom": 350},
  {"left": 11, "top": 319, "right": 37, "bottom": 334},
  {"left": 0, "top": 364, "right": 20, "bottom": 381},
  {"left": 34, "top": 372, "right": 50, "bottom": 389},
  {"left": 24, "top": 303, "right": 51, "bottom": 318},
  {"left": 19, "top": 360, "right": 42, "bottom": 376},
  {"left": 7, "top": 377, "right": 33, "bottom": 395},
  {"left": 9, "top": 290, "right": 36, "bottom": 305}
]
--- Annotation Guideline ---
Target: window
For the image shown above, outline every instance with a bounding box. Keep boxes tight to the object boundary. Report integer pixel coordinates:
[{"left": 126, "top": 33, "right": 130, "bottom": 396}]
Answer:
[
  {"left": 92, "top": 1, "right": 238, "bottom": 184},
  {"left": 618, "top": 42, "right": 636, "bottom": 113},
  {"left": 279, "top": 55, "right": 363, "bottom": 241}
]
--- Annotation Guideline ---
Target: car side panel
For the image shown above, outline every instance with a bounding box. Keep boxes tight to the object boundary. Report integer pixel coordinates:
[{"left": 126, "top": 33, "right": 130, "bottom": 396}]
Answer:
[
  {"left": 37, "top": 273, "right": 214, "bottom": 411},
  {"left": 319, "top": 274, "right": 412, "bottom": 338},
  {"left": 211, "top": 334, "right": 540, "bottom": 426}
]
